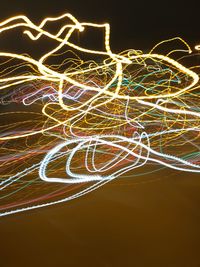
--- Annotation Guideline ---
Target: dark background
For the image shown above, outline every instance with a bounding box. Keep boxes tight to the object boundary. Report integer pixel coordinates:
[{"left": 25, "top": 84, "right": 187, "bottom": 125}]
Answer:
[
  {"left": 1, "top": 0, "right": 200, "bottom": 266},
  {"left": 0, "top": 0, "right": 199, "bottom": 53}
]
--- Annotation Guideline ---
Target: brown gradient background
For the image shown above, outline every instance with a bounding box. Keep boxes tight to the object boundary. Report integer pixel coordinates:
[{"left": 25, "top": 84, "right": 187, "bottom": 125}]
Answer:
[
  {"left": 1, "top": 0, "right": 200, "bottom": 266},
  {"left": 1, "top": 169, "right": 200, "bottom": 266}
]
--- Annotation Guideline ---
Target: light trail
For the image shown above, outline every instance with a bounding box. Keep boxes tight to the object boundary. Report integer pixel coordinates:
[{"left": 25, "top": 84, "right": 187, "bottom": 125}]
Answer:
[{"left": 0, "top": 13, "right": 200, "bottom": 216}]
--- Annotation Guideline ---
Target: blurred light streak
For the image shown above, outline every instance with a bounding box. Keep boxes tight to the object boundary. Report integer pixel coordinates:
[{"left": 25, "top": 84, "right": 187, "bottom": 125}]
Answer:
[{"left": 0, "top": 13, "right": 200, "bottom": 216}]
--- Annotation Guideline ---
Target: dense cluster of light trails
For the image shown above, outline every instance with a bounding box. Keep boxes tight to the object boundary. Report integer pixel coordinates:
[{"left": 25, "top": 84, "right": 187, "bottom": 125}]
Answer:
[{"left": 0, "top": 13, "right": 200, "bottom": 216}]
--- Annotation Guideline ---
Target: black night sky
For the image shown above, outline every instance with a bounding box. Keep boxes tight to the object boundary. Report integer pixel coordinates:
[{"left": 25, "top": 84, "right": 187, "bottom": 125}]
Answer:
[{"left": 0, "top": 0, "right": 199, "bottom": 52}]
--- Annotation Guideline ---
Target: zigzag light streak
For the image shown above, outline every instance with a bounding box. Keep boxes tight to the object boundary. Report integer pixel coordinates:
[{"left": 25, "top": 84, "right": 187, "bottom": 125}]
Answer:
[{"left": 0, "top": 13, "right": 200, "bottom": 216}]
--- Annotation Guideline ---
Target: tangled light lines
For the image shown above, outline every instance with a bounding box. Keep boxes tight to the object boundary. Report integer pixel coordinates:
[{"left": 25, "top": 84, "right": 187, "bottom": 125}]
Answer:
[{"left": 0, "top": 13, "right": 200, "bottom": 216}]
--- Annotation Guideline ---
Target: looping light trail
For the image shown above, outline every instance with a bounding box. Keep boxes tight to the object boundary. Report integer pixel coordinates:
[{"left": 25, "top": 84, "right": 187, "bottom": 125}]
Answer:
[{"left": 0, "top": 13, "right": 200, "bottom": 217}]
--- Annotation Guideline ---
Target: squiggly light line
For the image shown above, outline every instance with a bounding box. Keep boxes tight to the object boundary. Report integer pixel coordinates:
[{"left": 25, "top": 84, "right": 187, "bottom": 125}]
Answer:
[{"left": 0, "top": 13, "right": 200, "bottom": 217}]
